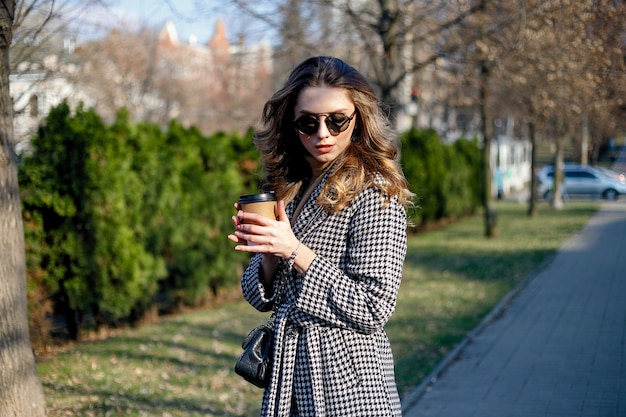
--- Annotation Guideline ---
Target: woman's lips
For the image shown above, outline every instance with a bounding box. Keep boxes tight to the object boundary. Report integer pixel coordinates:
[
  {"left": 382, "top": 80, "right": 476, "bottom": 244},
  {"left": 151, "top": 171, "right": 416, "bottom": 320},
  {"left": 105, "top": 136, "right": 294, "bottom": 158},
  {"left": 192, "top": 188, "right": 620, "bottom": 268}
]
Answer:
[{"left": 316, "top": 144, "right": 334, "bottom": 154}]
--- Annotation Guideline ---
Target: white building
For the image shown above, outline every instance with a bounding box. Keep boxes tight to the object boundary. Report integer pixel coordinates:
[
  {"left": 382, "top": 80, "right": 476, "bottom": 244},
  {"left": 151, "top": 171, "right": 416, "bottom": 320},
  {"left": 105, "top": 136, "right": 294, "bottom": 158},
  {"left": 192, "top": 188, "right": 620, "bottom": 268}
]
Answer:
[
  {"left": 492, "top": 136, "right": 533, "bottom": 198},
  {"left": 10, "top": 61, "right": 93, "bottom": 154}
]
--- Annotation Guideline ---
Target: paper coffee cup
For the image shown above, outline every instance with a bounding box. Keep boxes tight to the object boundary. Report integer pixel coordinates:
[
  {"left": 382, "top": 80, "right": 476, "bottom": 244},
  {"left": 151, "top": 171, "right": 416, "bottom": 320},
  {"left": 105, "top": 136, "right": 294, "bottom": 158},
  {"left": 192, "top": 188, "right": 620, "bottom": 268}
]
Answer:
[
  {"left": 238, "top": 192, "right": 277, "bottom": 222},
  {"left": 238, "top": 192, "right": 277, "bottom": 246}
]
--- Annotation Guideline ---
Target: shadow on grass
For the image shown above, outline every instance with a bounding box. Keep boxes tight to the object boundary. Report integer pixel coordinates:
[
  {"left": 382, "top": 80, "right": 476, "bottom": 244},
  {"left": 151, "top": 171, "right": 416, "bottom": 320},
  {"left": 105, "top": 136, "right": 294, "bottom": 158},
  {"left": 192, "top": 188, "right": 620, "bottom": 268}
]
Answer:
[
  {"left": 41, "top": 381, "right": 250, "bottom": 417},
  {"left": 403, "top": 247, "right": 557, "bottom": 282},
  {"left": 41, "top": 304, "right": 266, "bottom": 417},
  {"left": 75, "top": 330, "right": 241, "bottom": 369}
]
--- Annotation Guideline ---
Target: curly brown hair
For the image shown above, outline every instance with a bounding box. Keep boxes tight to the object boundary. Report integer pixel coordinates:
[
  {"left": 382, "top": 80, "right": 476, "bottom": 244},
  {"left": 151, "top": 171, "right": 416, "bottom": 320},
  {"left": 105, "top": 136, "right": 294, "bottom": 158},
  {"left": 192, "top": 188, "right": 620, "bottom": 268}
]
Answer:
[{"left": 254, "top": 56, "right": 413, "bottom": 212}]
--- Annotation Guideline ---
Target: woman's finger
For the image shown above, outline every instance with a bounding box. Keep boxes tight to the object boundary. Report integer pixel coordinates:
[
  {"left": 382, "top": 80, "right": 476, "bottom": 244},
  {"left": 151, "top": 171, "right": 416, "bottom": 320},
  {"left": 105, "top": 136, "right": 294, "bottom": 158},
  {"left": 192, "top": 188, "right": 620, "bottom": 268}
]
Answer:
[{"left": 276, "top": 200, "right": 289, "bottom": 222}]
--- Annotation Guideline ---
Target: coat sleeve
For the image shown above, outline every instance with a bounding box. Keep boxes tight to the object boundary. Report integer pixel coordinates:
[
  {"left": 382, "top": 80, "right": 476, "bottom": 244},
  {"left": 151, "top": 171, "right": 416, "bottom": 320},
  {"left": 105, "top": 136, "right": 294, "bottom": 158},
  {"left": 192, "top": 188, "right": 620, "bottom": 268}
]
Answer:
[
  {"left": 293, "top": 189, "right": 407, "bottom": 333},
  {"left": 240, "top": 253, "right": 279, "bottom": 313}
]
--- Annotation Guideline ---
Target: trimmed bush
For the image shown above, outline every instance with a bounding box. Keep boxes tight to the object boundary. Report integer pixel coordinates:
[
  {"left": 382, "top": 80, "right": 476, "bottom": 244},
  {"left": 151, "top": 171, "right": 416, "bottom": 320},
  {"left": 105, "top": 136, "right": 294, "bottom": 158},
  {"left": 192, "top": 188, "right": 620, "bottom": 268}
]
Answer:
[
  {"left": 401, "top": 129, "right": 482, "bottom": 227},
  {"left": 20, "top": 103, "right": 251, "bottom": 340}
]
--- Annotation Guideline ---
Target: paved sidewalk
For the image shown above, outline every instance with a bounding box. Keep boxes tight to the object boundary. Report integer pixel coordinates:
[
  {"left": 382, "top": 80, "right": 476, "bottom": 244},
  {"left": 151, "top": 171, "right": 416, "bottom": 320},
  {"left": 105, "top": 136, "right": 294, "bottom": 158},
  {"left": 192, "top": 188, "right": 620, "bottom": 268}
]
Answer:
[{"left": 402, "top": 201, "right": 626, "bottom": 417}]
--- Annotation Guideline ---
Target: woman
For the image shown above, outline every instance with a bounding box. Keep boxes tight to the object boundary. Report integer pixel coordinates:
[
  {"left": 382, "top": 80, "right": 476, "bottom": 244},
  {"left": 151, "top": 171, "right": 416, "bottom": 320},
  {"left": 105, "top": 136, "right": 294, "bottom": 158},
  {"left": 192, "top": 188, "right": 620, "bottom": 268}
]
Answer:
[{"left": 228, "top": 56, "right": 413, "bottom": 417}]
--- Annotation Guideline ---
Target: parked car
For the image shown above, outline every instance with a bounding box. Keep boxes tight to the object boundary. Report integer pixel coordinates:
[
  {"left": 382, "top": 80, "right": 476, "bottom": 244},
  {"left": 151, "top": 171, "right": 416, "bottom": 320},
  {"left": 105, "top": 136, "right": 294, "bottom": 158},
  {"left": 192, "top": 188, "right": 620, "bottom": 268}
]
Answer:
[
  {"left": 537, "top": 164, "right": 626, "bottom": 201},
  {"left": 596, "top": 167, "right": 626, "bottom": 184}
]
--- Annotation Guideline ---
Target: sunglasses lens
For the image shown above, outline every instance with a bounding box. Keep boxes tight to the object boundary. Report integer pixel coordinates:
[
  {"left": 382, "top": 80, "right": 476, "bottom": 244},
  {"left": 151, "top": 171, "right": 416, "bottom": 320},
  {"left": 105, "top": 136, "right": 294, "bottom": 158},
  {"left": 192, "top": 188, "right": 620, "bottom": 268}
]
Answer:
[
  {"left": 326, "top": 114, "right": 350, "bottom": 133},
  {"left": 294, "top": 112, "right": 354, "bottom": 135},
  {"left": 294, "top": 115, "right": 319, "bottom": 135}
]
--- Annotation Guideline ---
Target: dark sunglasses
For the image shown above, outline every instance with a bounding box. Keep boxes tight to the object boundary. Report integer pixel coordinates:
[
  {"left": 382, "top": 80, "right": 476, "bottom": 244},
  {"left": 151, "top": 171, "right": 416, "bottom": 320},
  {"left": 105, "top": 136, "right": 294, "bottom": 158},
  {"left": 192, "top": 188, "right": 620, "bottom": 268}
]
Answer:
[{"left": 293, "top": 110, "right": 357, "bottom": 136}]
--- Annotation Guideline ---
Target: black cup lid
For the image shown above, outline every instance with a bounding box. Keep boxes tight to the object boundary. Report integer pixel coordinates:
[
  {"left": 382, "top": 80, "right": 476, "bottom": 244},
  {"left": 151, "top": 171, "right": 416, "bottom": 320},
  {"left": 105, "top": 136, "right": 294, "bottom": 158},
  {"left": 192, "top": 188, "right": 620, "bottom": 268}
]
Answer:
[{"left": 239, "top": 192, "right": 277, "bottom": 204}]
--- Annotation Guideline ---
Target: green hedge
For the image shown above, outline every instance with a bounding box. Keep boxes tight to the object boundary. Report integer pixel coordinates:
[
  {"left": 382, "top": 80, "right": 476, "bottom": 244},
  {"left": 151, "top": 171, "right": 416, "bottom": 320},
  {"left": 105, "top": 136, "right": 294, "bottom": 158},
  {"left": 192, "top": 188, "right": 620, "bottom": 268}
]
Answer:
[
  {"left": 20, "top": 105, "right": 482, "bottom": 341},
  {"left": 20, "top": 103, "right": 258, "bottom": 339},
  {"left": 401, "top": 128, "right": 482, "bottom": 227}
]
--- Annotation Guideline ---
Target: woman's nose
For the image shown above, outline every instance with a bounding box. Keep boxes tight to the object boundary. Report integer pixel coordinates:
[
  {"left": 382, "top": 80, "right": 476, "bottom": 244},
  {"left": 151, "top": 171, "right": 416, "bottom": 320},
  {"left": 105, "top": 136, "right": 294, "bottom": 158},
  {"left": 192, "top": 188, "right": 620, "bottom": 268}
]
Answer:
[{"left": 316, "top": 116, "right": 331, "bottom": 138}]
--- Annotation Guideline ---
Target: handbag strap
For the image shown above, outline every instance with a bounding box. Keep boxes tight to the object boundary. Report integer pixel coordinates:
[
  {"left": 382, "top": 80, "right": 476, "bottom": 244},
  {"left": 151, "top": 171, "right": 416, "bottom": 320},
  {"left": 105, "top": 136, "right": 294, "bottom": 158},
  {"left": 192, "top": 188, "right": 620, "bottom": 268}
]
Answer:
[{"left": 266, "top": 262, "right": 288, "bottom": 326}]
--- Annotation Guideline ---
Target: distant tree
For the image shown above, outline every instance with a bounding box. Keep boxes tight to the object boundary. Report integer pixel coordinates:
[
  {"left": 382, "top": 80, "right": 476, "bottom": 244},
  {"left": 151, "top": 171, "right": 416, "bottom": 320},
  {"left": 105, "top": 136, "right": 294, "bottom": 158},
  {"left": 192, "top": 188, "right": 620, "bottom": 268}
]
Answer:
[
  {"left": 72, "top": 28, "right": 169, "bottom": 126},
  {"left": 226, "top": 0, "right": 485, "bottom": 123},
  {"left": 10, "top": 0, "right": 107, "bottom": 144},
  {"left": 418, "top": 0, "right": 518, "bottom": 236},
  {"left": 0, "top": 1, "right": 48, "bottom": 415},
  {"left": 492, "top": 0, "right": 626, "bottom": 211},
  {"left": 72, "top": 24, "right": 273, "bottom": 136}
]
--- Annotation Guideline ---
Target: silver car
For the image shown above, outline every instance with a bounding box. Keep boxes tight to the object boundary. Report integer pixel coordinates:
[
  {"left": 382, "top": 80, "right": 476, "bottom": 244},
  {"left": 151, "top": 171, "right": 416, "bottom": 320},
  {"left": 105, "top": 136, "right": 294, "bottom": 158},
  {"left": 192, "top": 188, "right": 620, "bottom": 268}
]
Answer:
[{"left": 537, "top": 164, "right": 626, "bottom": 201}]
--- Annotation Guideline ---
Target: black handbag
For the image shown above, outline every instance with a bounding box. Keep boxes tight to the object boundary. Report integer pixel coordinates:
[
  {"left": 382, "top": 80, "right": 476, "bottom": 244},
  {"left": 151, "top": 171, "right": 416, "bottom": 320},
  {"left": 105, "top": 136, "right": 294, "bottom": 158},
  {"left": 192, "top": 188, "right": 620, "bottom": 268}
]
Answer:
[
  {"left": 234, "top": 324, "right": 274, "bottom": 388},
  {"left": 235, "top": 263, "right": 290, "bottom": 389}
]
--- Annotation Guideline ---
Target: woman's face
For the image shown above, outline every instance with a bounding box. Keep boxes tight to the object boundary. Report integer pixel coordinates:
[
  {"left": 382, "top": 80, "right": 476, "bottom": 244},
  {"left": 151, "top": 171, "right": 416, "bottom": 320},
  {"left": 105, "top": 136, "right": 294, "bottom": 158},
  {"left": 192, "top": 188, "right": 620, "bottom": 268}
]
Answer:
[{"left": 294, "top": 85, "right": 357, "bottom": 174}]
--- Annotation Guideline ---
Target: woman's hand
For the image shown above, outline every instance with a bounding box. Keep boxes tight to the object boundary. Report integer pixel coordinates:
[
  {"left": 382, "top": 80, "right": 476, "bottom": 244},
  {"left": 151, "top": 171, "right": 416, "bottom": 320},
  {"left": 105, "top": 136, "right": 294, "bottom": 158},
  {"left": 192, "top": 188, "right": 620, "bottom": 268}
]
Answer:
[
  {"left": 228, "top": 200, "right": 301, "bottom": 288},
  {"left": 229, "top": 200, "right": 315, "bottom": 280},
  {"left": 228, "top": 200, "right": 300, "bottom": 260}
]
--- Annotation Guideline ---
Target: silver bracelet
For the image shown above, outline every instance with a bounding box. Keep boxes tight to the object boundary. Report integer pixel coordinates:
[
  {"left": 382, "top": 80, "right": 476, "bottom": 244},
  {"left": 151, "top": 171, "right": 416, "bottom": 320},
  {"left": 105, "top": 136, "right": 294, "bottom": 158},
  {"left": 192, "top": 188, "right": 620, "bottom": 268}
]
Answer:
[{"left": 287, "top": 241, "right": 301, "bottom": 270}]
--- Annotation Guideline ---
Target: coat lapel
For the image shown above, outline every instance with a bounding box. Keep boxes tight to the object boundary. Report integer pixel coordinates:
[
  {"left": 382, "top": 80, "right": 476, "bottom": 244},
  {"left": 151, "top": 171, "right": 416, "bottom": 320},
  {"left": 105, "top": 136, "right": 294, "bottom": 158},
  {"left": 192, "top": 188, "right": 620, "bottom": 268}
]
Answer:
[{"left": 290, "top": 173, "right": 331, "bottom": 240}]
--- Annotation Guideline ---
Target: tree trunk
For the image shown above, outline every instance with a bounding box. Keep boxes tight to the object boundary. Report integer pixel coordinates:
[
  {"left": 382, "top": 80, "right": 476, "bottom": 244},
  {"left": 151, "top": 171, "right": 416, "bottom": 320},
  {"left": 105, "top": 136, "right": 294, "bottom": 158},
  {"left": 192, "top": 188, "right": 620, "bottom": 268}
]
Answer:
[
  {"left": 527, "top": 118, "right": 538, "bottom": 217},
  {"left": 480, "top": 60, "right": 497, "bottom": 238},
  {"left": 0, "top": 2, "right": 48, "bottom": 415},
  {"left": 581, "top": 112, "right": 589, "bottom": 166},
  {"left": 552, "top": 138, "right": 565, "bottom": 210}
]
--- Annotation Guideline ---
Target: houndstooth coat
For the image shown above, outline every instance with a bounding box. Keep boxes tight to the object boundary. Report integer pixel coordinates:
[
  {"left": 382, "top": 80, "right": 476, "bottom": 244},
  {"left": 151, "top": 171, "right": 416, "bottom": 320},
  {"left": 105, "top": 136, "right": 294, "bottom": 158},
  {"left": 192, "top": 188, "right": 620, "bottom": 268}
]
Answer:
[{"left": 241, "top": 173, "right": 407, "bottom": 417}]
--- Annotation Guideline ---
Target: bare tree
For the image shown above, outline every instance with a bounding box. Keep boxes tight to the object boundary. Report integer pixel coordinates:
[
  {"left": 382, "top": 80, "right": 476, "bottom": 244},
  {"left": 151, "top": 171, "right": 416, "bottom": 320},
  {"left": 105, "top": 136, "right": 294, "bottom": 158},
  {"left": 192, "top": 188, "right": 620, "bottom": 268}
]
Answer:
[
  {"left": 440, "top": 0, "right": 626, "bottom": 217},
  {"left": 224, "top": 0, "right": 485, "bottom": 124},
  {"left": 11, "top": 0, "right": 111, "bottom": 70},
  {"left": 71, "top": 27, "right": 166, "bottom": 125},
  {"left": 495, "top": 0, "right": 626, "bottom": 210},
  {"left": 72, "top": 23, "right": 274, "bottom": 134},
  {"left": 1, "top": 0, "right": 47, "bottom": 415},
  {"left": 427, "top": 0, "right": 524, "bottom": 236}
]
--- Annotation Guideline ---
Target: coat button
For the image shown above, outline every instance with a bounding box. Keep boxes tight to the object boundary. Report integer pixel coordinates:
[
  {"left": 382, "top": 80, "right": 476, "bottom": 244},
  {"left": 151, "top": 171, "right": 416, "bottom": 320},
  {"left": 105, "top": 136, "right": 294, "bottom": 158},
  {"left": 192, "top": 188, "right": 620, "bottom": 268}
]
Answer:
[{"left": 286, "top": 325, "right": 299, "bottom": 338}]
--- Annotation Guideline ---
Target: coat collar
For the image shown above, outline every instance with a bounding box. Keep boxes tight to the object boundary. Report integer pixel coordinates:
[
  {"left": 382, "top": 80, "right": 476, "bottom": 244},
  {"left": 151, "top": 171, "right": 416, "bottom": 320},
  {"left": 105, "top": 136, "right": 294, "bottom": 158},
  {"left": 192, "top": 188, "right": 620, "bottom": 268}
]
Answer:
[{"left": 288, "top": 171, "right": 332, "bottom": 239}]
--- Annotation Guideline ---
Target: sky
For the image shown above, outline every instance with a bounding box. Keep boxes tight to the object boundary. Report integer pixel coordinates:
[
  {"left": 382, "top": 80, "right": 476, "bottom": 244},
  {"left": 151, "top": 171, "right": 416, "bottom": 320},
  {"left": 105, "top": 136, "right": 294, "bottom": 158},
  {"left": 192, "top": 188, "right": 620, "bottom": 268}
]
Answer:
[{"left": 84, "top": 0, "right": 270, "bottom": 46}]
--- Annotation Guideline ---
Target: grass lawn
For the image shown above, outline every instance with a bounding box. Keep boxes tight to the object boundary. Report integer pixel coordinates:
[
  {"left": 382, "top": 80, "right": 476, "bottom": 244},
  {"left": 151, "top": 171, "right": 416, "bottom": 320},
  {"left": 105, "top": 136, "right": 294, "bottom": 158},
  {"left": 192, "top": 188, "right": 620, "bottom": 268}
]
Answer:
[{"left": 37, "top": 200, "right": 599, "bottom": 417}]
